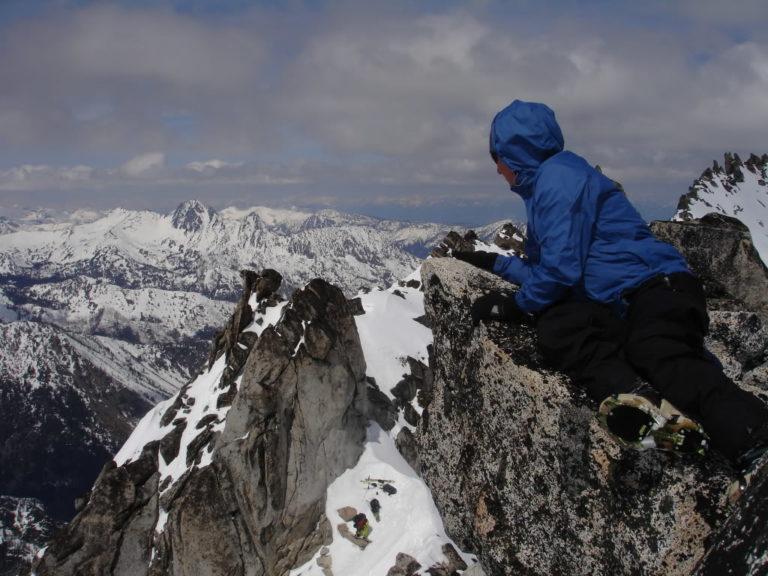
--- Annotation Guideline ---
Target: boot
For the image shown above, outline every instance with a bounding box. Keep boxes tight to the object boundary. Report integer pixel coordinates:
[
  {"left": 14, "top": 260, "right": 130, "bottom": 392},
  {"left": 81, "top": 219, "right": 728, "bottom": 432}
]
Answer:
[{"left": 598, "top": 383, "right": 709, "bottom": 456}]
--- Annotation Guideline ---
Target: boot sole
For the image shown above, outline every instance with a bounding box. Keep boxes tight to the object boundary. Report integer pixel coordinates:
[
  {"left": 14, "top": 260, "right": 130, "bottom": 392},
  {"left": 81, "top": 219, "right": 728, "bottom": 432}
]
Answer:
[{"left": 598, "top": 394, "right": 709, "bottom": 456}]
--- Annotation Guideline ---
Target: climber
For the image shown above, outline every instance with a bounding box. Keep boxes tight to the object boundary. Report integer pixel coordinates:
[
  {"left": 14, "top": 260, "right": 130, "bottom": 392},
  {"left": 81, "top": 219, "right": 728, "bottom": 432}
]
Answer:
[
  {"left": 451, "top": 99, "right": 768, "bottom": 499},
  {"left": 352, "top": 513, "right": 372, "bottom": 540}
]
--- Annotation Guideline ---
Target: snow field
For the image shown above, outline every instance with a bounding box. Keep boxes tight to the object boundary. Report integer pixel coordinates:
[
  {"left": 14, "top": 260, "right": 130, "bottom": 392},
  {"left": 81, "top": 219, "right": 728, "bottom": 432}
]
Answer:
[
  {"left": 354, "top": 269, "right": 431, "bottom": 401},
  {"left": 290, "top": 424, "right": 475, "bottom": 576}
]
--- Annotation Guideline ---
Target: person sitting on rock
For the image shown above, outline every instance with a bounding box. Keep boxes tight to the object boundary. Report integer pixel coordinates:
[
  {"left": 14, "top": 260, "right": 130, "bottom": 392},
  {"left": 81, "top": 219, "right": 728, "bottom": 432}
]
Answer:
[
  {"left": 352, "top": 513, "right": 372, "bottom": 541},
  {"left": 451, "top": 99, "right": 768, "bottom": 499}
]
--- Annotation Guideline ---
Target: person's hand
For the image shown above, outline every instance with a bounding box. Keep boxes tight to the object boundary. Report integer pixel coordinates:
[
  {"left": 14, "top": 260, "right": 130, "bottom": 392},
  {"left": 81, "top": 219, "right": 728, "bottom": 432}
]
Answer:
[
  {"left": 470, "top": 292, "right": 529, "bottom": 325},
  {"left": 453, "top": 250, "right": 498, "bottom": 271}
]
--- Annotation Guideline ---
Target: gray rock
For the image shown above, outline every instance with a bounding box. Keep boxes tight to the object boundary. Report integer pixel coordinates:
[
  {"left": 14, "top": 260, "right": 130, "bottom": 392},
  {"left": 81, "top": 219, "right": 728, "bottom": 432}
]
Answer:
[
  {"left": 395, "top": 427, "right": 421, "bottom": 474},
  {"left": 386, "top": 552, "right": 422, "bottom": 576},
  {"left": 651, "top": 215, "right": 768, "bottom": 325},
  {"left": 692, "top": 456, "right": 768, "bottom": 576},
  {"left": 425, "top": 543, "right": 468, "bottom": 575},
  {"left": 367, "top": 384, "right": 398, "bottom": 431},
  {"left": 32, "top": 276, "right": 368, "bottom": 576},
  {"left": 416, "top": 256, "right": 765, "bottom": 576},
  {"left": 430, "top": 231, "right": 477, "bottom": 258}
]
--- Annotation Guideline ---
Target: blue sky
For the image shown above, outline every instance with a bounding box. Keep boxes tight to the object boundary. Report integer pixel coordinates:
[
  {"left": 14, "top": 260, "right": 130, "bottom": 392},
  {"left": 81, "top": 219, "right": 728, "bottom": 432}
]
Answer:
[{"left": 1, "top": 0, "right": 767, "bottom": 225}]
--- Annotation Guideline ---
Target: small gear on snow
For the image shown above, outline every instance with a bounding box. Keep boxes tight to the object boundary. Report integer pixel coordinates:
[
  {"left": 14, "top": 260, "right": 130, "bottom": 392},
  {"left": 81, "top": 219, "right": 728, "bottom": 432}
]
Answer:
[{"left": 370, "top": 498, "right": 381, "bottom": 521}]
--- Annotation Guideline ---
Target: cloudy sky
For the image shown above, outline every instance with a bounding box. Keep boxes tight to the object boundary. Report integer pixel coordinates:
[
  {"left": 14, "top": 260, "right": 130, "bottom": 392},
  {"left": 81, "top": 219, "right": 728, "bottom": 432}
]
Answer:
[{"left": 1, "top": 0, "right": 767, "bottom": 225}]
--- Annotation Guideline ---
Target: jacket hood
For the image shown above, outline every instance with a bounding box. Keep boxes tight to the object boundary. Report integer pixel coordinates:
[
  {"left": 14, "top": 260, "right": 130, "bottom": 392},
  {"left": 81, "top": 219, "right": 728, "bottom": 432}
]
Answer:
[{"left": 490, "top": 100, "right": 564, "bottom": 196}]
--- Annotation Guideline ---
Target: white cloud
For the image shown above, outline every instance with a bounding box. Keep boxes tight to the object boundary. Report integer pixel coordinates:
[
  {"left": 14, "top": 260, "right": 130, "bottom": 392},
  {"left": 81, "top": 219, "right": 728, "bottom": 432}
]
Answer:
[
  {"left": 185, "top": 160, "right": 244, "bottom": 173},
  {"left": 0, "top": 1, "right": 767, "bottom": 215},
  {"left": 0, "top": 164, "right": 93, "bottom": 190},
  {"left": 119, "top": 153, "right": 167, "bottom": 177}
]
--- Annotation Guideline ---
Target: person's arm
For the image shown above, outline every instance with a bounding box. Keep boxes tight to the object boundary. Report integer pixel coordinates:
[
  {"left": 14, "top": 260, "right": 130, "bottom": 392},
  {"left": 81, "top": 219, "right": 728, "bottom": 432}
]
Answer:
[
  {"left": 512, "top": 166, "right": 594, "bottom": 314},
  {"left": 492, "top": 253, "right": 532, "bottom": 286}
]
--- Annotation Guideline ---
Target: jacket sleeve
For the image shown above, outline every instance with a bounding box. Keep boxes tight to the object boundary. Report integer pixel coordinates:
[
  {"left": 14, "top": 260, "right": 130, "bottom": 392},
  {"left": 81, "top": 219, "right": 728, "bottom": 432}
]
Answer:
[
  {"left": 492, "top": 254, "right": 533, "bottom": 286},
  {"left": 511, "top": 166, "right": 595, "bottom": 314}
]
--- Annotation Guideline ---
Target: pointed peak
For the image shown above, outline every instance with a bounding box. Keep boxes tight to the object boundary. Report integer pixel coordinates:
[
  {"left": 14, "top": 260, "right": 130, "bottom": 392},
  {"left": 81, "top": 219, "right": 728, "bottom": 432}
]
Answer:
[
  {"left": 170, "top": 200, "right": 216, "bottom": 232},
  {"left": 724, "top": 152, "right": 744, "bottom": 180}
]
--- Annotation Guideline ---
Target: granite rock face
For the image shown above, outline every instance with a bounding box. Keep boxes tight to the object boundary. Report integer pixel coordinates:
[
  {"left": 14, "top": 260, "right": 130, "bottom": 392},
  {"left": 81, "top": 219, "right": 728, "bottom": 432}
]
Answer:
[
  {"left": 416, "top": 217, "right": 768, "bottom": 576},
  {"left": 652, "top": 214, "right": 768, "bottom": 326},
  {"left": 31, "top": 275, "right": 369, "bottom": 576}
]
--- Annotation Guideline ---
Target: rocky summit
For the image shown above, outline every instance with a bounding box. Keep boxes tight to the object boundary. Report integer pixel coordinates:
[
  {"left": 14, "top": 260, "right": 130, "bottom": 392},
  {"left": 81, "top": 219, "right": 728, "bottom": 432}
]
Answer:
[
  {"left": 674, "top": 152, "right": 768, "bottom": 264},
  {"left": 415, "top": 218, "right": 768, "bottom": 576}
]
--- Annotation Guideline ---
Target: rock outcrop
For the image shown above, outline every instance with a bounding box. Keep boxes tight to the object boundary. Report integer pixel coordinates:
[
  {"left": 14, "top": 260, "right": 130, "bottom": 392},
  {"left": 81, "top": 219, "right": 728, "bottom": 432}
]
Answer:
[
  {"left": 416, "top": 217, "right": 768, "bottom": 576},
  {"left": 651, "top": 213, "right": 768, "bottom": 326},
  {"left": 32, "top": 276, "right": 369, "bottom": 576}
]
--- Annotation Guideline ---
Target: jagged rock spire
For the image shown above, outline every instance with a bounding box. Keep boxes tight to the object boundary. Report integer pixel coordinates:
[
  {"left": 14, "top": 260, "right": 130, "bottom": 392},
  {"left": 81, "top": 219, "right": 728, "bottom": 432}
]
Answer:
[{"left": 32, "top": 274, "right": 369, "bottom": 576}]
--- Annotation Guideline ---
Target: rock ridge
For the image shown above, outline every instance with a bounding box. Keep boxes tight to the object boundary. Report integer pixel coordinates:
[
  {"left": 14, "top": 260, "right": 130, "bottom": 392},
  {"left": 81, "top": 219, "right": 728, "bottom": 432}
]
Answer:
[
  {"left": 32, "top": 274, "right": 369, "bottom": 576},
  {"left": 415, "top": 217, "right": 768, "bottom": 576}
]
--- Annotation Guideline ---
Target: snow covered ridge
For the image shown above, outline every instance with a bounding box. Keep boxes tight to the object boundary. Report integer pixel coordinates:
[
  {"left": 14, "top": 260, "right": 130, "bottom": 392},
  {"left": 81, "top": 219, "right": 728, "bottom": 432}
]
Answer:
[
  {"left": 112, "top": 267, "right": 475, "bottom": 575},
  {"left": 0, "top": 200, "right": 449, "bottom": 297},
  {"left": 674, "top": 152, "right": 768, "bottom": 264},
  {"left": 0, "top": 203, "right": 510, "bottom": 575},
  {"left": 34, "top": 255, "right": 509, "bottom": 574}
]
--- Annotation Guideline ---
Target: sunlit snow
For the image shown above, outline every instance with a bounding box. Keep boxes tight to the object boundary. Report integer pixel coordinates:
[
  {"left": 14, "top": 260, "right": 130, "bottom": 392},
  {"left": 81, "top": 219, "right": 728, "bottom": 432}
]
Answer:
[{"left": 290, "top": 424, "right": 476, "bottom": 576}]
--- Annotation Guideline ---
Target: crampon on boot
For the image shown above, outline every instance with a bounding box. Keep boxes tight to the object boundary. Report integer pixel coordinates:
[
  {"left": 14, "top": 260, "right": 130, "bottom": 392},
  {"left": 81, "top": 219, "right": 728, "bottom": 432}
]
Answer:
[{"left": 598, "top": 393, "right": 709, "bottom": 456}]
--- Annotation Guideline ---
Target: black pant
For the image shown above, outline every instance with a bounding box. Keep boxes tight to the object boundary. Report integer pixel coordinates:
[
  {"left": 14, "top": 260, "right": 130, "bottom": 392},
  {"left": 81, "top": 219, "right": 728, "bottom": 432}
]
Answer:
[{"left": 536, "top": 277, "right": 768, "bottom": 461}]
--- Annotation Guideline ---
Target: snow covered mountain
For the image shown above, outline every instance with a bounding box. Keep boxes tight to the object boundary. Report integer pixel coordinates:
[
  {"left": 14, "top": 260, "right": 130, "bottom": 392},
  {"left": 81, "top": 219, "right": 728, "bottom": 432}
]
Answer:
[
  {"left": 0, "top": 203, "right": 513, "bottom": 574},
  {"left": 0, "top": 201, "right": 452, "bottom": 298},
  {"left": 675, "top": 152, "right": 768, "bottom": 264},
  {"left": 0, "top": 201, "right": 508, "bottom": 400},
  {"left": 0, "top": 201, "right": 470, "bottom": 395},
  {"left": 115, "top": 268, "right": 469, "bottom": 575},
  {"left": 31, "top": 261, "right": 487, "bottom": 575}
]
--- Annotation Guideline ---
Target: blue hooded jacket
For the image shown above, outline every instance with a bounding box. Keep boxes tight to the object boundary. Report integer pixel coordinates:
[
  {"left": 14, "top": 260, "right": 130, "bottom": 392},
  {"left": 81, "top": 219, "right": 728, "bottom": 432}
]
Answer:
[{"left": 489, "top": 100, "right": 690, "bottom": 316}]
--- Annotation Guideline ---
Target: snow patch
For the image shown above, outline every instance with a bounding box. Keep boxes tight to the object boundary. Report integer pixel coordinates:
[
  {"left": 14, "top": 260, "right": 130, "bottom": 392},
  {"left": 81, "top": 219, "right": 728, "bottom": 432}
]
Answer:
[{"left": 290, "top": 423, "right": 476, "bottom": 576}]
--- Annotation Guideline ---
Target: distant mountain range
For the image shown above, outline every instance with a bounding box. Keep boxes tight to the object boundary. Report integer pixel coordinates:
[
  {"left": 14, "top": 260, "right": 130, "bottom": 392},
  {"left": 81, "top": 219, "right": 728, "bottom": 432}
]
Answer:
[{"left": 0, "top": 201, "right": 489, "bottom": 395}]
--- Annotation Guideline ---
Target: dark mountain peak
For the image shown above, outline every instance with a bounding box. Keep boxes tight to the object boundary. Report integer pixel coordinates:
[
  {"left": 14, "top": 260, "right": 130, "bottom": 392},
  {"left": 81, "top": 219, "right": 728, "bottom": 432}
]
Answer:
[
  {"left": 170, "top": 200, "right": 216, "bottom": 232},
  {"left": 494, "top": 222, "right": 526, "bottom": 253},
  {"left": 724, "top": 152, "right": 745, "bottom": 181},
  {"left": 745, "top": 153, "right": 768, "bottom": 177}
]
